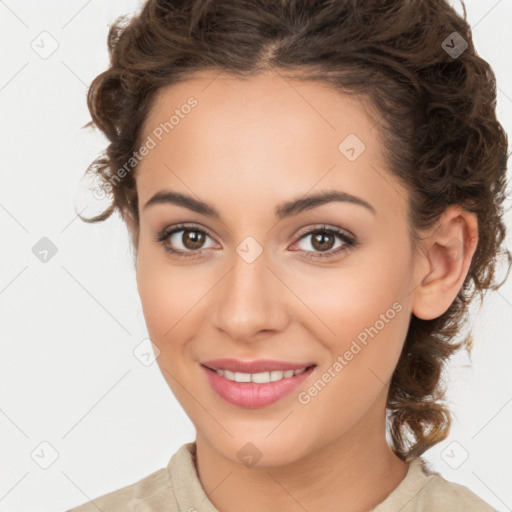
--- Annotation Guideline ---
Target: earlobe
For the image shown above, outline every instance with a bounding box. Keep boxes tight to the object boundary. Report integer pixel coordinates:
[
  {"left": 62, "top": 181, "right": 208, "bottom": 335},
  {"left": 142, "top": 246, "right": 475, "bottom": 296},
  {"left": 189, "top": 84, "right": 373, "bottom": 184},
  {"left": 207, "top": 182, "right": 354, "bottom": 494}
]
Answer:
[{"left": 412, "top": 205, "right": 479, "bottom": 321}]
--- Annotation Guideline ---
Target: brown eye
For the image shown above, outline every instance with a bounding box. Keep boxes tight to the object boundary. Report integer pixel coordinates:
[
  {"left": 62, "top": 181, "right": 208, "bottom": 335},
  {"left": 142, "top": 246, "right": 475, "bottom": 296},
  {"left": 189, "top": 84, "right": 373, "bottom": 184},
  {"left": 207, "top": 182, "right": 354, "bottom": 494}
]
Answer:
[
  {"left": 155, "top": 224, "right": 217, "bottom": 257},
  {"left": 310, "top": 231, "right": 336, "bottom": 252},
  {"left": 292, "top": 226, "right": 357, "bottom": 260},
  {"left": 180, "top": 229, "right": 206, "bottom": 250}
]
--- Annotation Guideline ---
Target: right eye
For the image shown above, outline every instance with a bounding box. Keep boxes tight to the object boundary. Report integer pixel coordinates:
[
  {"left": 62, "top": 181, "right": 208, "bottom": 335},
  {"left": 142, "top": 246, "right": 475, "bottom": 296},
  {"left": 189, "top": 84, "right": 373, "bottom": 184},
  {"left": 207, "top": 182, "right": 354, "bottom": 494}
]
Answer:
[{"left": 153, "top": 223, "right": 218, "bottom": 258}]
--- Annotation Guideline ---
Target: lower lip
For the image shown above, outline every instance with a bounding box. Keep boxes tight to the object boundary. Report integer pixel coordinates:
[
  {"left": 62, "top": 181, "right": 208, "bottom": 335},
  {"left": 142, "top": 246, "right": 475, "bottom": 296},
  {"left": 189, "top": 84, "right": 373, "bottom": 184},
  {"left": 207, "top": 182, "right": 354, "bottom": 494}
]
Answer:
[{"left": 201, "top": 364, "right": 316, "bottom": 408}]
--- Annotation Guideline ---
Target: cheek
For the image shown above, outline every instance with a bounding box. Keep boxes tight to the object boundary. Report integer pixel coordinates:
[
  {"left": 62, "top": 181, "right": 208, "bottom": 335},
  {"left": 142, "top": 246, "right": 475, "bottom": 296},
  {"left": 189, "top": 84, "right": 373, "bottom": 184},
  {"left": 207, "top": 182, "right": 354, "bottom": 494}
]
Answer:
[
  {"left": 292, "top": 275, "right": 409, "bottom": 442},
  {"left": 290, "top": 258, "right": 407, "bottom": 335},
  {"left": 136, "top": 247, "right": 201, "bottom": 337},
  {"left": 136, "top": 258, "right": 199, "bottom": 394},
  {"left": 288, "top": 254, "right": 411, "bottom": 382},
  {"left": 135, "top": 249, "right": 217, "bottom": 385}
]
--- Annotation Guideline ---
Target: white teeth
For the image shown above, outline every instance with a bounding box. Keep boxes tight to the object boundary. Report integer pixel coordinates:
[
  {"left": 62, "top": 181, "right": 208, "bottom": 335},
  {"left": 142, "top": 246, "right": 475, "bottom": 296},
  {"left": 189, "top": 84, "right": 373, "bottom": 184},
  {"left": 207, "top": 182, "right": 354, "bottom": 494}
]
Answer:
[
  {"left": 215, "top": 366, "right": 309, "bottom": 383},
  {"left": 252, "top": 371, "right": 272, "bottom": 384},
  {"left": 224, "top": 370, "right": 236, "bottom": 380},
  {"left": 234, "top": 371, "right": 251, "bottom": 383}
]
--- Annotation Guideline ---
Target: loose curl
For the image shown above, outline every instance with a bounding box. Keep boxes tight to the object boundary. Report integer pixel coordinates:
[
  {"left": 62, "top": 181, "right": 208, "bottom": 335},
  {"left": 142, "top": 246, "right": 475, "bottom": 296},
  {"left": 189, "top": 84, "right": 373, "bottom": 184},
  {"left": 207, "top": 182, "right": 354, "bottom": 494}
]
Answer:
[{"left": 79, "top": 0, "right": 511, "bottom": 460}]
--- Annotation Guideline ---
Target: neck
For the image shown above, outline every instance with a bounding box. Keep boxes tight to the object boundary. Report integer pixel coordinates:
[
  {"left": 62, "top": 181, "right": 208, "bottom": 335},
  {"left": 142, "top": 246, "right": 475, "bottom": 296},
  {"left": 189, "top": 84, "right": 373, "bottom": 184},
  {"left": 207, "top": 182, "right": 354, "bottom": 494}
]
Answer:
[{"left": 194, "top": 399, "right": 409, "bottom": 512}]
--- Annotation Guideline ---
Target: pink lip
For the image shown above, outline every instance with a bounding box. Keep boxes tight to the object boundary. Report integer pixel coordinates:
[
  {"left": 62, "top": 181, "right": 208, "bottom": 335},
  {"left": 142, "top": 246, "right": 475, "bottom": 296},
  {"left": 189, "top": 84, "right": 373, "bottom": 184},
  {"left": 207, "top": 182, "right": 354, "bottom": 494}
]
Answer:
[
  {"left": 201, "top": 363, "right": 316, "bottom": 408},
  {"left": 201, "top": 358, "right": 315, "bottom": 373}
]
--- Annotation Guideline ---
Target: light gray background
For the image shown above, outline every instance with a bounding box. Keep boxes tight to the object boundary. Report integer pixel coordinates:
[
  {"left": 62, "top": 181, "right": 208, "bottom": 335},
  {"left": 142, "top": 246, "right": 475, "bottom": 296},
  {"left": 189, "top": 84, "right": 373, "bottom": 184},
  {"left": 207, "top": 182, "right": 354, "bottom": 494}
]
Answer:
[{"left": 1, "top": 1, "right": 511, "bottom": 510}]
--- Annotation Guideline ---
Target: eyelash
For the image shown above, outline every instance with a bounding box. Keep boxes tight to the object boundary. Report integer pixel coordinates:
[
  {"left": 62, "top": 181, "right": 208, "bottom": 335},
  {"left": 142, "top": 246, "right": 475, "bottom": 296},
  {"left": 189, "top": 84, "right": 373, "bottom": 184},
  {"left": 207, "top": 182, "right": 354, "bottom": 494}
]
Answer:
[{"left": 153, "top": 223, "right": 359, "bottom": 260}]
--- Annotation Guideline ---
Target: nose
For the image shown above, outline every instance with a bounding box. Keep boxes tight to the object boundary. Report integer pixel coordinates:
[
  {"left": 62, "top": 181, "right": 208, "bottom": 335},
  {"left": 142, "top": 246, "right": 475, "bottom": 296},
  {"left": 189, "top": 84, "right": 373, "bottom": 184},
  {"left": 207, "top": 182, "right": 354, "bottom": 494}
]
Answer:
[{"left": 212, "top": 249, "right": 290, "bottom": 342}]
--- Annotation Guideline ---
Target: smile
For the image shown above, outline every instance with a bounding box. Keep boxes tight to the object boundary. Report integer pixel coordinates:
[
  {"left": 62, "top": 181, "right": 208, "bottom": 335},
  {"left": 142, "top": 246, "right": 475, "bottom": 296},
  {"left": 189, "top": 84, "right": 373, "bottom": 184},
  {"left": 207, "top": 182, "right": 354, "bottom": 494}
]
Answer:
[
  {"left": 201, "top": 363, "right": 316, "bottom": 408},
  {"left": 213, "top": 366, "right": 308, "bottom": 383}
]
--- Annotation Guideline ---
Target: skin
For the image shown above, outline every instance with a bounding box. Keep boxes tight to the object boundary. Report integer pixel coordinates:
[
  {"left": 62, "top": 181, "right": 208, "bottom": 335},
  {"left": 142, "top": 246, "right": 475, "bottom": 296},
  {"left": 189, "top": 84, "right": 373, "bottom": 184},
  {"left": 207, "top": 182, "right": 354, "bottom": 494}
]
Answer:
[{"left": 129, "top": 70, "right": 478, "bottom": 512}]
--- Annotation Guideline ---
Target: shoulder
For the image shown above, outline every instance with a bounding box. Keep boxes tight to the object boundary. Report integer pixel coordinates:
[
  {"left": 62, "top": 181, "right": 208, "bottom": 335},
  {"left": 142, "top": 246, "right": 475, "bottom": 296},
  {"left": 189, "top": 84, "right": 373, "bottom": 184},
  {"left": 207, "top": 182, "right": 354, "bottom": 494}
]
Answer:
[
  {"left": 65, "top": 454, "right": 180, "bottom": 512},
  {"left": 415, "top": 468, "right": 497, "bottom": 511},
  {"left": 66, "top": 442, "right": 219, "bottom": 512},
  {"left": 374, "top": 457, "right": 497, "bottom": 512}
]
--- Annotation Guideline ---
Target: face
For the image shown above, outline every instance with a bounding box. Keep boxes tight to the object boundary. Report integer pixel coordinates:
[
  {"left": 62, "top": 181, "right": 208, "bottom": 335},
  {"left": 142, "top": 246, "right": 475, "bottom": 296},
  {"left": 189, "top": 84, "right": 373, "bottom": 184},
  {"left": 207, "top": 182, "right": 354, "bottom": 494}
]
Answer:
[{"left": 133, "top": 70, "right": 420, "bottom": 467}]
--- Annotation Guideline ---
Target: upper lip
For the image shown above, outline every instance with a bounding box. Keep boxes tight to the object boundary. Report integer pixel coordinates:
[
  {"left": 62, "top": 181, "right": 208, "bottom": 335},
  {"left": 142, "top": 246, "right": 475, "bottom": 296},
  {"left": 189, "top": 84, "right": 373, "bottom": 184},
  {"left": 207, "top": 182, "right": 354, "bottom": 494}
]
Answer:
[{"left": 201, "top": 358, "right": 316, "bottom": 373}]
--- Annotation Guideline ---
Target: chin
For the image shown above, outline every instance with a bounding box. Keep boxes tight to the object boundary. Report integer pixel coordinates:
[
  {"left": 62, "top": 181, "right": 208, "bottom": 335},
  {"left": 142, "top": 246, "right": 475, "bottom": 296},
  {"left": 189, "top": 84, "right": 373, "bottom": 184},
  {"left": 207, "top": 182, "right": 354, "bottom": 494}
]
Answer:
[{"left": 205, "top": 431, "right": 311, "bottom": 469}]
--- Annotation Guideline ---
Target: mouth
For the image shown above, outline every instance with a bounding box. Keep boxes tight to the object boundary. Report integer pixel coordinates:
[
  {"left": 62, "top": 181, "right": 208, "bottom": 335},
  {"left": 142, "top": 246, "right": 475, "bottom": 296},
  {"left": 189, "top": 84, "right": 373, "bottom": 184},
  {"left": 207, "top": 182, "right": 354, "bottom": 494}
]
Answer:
[
  {"left": 200, "top": 360, "right": 317, "bottom": 408},
  {"left": 201, "top": 357, "right": 316, "bottom": 374},
  {"left": 201, "top": 364, "right": 315, "bottom": 383}
]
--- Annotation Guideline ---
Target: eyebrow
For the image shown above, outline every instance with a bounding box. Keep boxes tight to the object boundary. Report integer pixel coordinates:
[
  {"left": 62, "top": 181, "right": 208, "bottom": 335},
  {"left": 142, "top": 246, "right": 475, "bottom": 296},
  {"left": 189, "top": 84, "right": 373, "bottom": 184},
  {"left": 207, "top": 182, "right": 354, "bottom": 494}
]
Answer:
[{"left": 143, "top": 189, "right": 376, "bottom": 219}]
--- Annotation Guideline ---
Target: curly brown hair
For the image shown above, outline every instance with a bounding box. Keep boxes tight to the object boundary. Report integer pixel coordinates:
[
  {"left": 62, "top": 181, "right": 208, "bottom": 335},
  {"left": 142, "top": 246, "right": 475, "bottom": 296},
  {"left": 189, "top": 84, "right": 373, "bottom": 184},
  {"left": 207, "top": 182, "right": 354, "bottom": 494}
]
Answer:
[{"left": 79, "top": 0, "right": 511, "bottom": 460}]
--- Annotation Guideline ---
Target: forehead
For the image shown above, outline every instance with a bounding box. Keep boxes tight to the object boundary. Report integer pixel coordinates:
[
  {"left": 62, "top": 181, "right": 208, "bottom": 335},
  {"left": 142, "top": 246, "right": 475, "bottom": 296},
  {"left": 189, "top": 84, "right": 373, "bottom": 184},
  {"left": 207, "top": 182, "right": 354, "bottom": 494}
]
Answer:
[
  {"left": 135, "top": 70, "right": 405, "bottom": 222},
  {"left": 139, "top": 70, "right": 379, "bottom": 146}
]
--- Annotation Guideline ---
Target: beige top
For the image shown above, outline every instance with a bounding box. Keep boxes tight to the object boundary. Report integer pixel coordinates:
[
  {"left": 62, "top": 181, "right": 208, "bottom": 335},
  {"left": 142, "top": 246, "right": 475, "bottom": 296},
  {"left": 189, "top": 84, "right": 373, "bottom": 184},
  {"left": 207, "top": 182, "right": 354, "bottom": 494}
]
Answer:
[{"left": 67, "top": 442, "right": 497, "bottom": 511}]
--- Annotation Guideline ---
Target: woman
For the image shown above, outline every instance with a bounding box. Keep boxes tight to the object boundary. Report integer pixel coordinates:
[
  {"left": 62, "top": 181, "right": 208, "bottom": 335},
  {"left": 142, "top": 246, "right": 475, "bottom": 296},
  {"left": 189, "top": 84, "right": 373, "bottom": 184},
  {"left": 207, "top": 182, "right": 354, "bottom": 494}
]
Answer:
[{"left": 68, "top": 0, "right": 509, "bottom": 510}]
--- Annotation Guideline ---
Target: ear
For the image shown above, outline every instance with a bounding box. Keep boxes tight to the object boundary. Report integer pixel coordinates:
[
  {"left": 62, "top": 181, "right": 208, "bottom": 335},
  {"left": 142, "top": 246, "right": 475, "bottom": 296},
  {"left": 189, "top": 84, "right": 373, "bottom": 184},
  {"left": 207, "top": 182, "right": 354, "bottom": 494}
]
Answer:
[{"left": 411, "top": 205, "right": 479, "bottom": 320}]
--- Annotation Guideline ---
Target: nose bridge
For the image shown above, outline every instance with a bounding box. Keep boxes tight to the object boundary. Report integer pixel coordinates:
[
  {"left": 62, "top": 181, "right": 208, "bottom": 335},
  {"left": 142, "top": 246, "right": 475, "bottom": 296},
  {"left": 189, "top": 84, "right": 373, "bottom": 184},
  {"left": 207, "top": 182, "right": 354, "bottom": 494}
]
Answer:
[{"left": 212, "top": 244, "right": 288, "bottom": 340}]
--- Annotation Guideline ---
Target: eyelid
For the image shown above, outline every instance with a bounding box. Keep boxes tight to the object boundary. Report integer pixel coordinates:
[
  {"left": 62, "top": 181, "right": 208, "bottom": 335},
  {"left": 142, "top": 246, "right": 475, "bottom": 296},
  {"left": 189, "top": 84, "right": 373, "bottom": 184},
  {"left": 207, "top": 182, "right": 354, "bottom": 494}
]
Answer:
[{"left": 293, "top": 223, "right": 353, "bottom": 241}]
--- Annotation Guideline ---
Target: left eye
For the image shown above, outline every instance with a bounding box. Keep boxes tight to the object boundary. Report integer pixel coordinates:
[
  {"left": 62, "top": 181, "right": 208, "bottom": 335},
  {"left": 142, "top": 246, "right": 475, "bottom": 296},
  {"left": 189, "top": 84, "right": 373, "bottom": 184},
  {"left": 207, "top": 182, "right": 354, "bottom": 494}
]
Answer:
[{"left": 291, "top": 226, "right": 356, "bottom": 259}]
